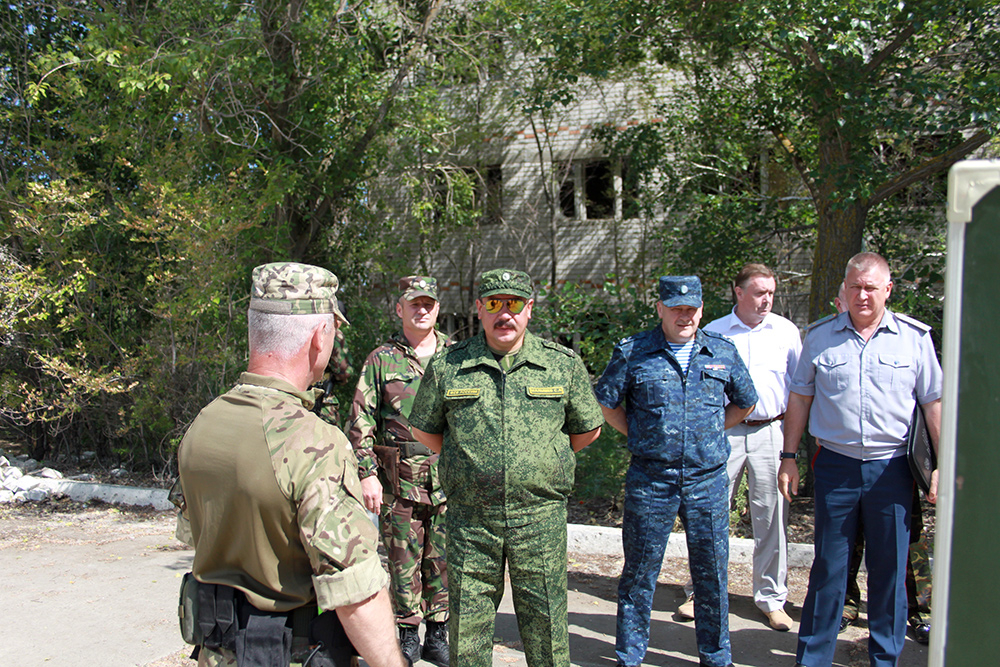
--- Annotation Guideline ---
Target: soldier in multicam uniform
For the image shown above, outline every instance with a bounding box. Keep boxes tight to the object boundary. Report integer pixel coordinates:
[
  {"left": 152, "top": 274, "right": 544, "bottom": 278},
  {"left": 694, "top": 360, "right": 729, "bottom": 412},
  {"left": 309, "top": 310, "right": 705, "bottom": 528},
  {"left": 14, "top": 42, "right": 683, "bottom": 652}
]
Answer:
[
  {"left": 347, "top": 276, "right": 450, "bottom": 667},
  {"left": 408, "top": 269, "right": 604, "bottom": 667},
  {"left": 595, "top": 276, "right": 758, "bottom": 667},
  {"left": 175, "top": 262, "right": 407, "bottom": 667}
]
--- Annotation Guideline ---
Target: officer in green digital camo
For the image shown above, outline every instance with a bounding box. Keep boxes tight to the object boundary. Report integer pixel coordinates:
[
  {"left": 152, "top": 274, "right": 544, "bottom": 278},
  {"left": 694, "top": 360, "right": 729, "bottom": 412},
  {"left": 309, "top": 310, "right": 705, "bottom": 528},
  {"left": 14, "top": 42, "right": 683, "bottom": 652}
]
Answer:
[
  {"left": 347, "top": 276, "right": 451, "bottom": 667},
  {"left": 408, "top": 269, "right": 605, "bottom": 667},
  {"left": 175, "top": 262, "right": 407, "bottom": 667}
]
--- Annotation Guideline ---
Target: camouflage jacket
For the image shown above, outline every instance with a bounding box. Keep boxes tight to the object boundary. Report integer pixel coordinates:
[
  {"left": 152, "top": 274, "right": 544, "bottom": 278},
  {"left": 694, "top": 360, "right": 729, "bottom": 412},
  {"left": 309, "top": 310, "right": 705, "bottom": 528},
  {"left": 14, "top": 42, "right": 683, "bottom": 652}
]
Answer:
[
  {"left": 177, "top": 372, "right": 386, "bottom": 613},
  {"left": 408, "top": 331, "right": 604, "bottom": 520},
  {"left": 347, "top": 330, "right": 450, "bottom": 505},
  {"left": 594, "top": 327, "right": 758, "bottom": 476}
]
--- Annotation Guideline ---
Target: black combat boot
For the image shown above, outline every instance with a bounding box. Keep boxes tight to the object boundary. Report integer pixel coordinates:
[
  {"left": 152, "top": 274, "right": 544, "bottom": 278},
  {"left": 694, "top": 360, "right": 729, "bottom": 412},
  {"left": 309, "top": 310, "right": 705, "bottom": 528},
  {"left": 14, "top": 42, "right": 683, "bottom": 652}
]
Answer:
[
  {"left": 421, "top": 620, "right": 449, "bottom": 667},
  {"left": 399, "top": 624, "right": 421, "bottom": 664}
]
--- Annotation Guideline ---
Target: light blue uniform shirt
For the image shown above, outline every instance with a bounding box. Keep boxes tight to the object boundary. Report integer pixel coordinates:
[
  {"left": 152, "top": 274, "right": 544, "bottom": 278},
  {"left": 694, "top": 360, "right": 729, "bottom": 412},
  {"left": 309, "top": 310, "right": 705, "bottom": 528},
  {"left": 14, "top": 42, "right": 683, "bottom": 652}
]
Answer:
[{"left": 789, "top": 309, "right": 942, "bottom": 461}]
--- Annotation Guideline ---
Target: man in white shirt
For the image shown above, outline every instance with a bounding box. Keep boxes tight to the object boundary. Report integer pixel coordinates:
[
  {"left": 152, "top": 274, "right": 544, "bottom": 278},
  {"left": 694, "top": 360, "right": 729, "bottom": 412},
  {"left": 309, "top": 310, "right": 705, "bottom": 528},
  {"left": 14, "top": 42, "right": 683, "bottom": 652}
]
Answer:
[{"left": 677, "top": 263, "right": 802, "bottom": 631}]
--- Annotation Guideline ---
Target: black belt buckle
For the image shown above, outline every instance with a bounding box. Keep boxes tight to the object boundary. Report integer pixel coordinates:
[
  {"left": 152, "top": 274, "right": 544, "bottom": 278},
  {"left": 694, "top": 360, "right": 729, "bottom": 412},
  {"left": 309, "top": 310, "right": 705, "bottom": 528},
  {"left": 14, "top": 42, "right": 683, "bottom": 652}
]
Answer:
[{"left": 400, "top": 441, "right": 432, "bottom": 458}]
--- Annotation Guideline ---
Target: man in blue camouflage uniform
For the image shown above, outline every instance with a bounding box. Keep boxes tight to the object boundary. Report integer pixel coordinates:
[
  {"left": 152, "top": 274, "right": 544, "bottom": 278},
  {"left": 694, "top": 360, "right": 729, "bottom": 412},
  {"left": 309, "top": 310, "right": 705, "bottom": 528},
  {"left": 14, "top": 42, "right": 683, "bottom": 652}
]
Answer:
[
  {"left": 408, "top": 269, "right": 604, "bottom": 667},
  {"left": 595, "top": 276, "right": 757, "bottom": 667}
]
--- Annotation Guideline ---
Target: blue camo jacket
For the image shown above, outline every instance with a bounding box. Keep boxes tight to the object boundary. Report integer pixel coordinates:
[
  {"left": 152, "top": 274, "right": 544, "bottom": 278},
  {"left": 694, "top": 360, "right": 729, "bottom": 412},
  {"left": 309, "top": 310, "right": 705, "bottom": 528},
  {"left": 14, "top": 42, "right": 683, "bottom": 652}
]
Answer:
[{"left": 595, "top": 327, "right": 758, "bottom": 475}]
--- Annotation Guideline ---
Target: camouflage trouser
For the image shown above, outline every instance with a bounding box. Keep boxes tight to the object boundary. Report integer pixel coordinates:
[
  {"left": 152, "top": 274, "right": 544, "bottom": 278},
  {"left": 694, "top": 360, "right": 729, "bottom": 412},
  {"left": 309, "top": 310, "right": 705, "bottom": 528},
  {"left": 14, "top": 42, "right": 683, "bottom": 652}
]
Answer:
[
  {"left": 617, "top": 461, "right": 731, "bottom": 667},
  {"left": 906, "top": 532, "right": 932, "bottom": 623},
  {"left": 380, "top": 496, "right": 448, "bottom": 626},
  {"left": 447, "top": 502, "right": 570, "bottom": 667},
  {"left": 198, "top": 647, "right": 236, "bottom": 667}
]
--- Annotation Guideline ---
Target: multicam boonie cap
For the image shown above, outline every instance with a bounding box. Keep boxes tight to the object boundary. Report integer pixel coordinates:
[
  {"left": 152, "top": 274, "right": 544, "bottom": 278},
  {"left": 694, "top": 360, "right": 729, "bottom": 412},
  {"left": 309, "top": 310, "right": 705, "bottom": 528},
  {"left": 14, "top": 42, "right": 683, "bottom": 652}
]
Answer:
[
  {"left": 659, "top": 275, "right": 702, "bottom": 308},
  {"left": 399, "top": 275, "right": 439, "bottom": 301},
  {"left": 249, "top": 262, "right": 349, "bottom": 325},
  {"left": 478, "top": 269, "right": 533, "bottom": 299}
]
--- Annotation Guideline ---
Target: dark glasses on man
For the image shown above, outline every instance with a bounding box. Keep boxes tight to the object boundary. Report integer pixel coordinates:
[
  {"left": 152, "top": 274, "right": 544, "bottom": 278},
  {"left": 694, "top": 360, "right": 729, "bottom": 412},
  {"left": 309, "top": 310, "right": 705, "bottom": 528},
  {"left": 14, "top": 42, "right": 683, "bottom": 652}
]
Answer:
[{"left": 482, "top": 297, "right": 527, "bottom": 314}]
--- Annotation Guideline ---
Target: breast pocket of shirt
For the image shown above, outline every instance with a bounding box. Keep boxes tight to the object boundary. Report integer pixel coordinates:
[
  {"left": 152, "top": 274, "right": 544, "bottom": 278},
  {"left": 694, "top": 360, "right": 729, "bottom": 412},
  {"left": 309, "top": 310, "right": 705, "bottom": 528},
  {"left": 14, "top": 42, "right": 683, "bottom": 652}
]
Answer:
[
  {"left": 526, "top": 386, "right": 574, "bottom": 478},
  {"left": 700, "top": 367, "right": 730, "bottom": 408},
  {"left": 816, "top": 355, "right": 851, "bottom": 392},
  {"left": 634, "top": 370, "right": 671, "bottom": 409},
  {"left": 384, "top": 371, "right": 418, "bottom": 416},
  {"left": 443, "top": 387, "right": 483, "bottom": 422},
  {"left": 876, "top": 354, "right": 916, "bottom": 393}
]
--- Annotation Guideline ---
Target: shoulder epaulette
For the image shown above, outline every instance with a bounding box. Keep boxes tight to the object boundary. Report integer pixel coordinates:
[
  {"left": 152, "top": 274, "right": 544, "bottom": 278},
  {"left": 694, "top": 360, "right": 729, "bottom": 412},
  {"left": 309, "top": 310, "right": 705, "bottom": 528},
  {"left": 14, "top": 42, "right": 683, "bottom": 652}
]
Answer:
[
  {"left": 540, "top": 338, "right": 576, "bottom": 357},
  {"left": 806, "top": 313, "right": 837, "bottom": 331},
  {"left": 894, "top": 312, "right": 932, "bottom": 333}
]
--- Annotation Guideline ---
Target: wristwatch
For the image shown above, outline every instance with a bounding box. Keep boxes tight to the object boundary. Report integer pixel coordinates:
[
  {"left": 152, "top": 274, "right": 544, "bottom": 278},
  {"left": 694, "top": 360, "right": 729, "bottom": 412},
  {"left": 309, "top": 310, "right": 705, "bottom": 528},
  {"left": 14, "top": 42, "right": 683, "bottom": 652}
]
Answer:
[{"left": 780, "top": 452, "right": 798, "bottom": 460}]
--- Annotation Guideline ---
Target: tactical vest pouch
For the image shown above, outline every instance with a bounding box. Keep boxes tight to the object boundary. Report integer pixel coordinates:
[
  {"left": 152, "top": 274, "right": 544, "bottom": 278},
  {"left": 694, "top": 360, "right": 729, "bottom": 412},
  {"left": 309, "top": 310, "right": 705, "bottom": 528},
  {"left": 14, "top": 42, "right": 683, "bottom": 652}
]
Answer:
[
  {"left": 178, "top": 572, "right": 202, "bottom": 645},
  {"left": 198, "top": 581, "right": 238, "bottom": 651},
  {"left": 300, "top": 611, "right": 357, "bottom": 667},
  {"left": 235, "top": 604, "right": 292, "bottom": 667}
]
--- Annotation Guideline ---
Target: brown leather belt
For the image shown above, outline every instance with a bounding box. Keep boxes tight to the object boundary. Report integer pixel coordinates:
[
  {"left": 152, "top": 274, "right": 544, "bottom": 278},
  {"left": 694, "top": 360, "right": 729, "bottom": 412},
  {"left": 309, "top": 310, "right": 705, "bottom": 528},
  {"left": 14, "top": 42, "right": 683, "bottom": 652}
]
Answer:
[{"left": 743, "top": 413, "right": 784, "bottom": 427}]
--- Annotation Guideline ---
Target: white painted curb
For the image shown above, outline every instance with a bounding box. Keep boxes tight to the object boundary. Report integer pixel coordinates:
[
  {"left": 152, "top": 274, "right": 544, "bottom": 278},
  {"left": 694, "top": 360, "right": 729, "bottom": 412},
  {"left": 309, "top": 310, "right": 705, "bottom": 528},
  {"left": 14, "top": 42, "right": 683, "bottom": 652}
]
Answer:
[
  {"left": 31, "top": 477, "right": 173, "bottom": 510},
  {"left": 567, "top": 522, "right": 814, "bottom": 568},
  {"left": 30, "top": 478, "right": 815, "bottom": 567}
]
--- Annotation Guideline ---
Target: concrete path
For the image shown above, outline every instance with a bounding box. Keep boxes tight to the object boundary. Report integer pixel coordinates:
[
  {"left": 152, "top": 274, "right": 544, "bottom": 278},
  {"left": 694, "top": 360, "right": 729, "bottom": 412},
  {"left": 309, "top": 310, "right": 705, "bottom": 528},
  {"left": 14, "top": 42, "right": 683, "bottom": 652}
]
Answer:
[{"left": 0, "top": 497, "right": 930, "bottom": 667}]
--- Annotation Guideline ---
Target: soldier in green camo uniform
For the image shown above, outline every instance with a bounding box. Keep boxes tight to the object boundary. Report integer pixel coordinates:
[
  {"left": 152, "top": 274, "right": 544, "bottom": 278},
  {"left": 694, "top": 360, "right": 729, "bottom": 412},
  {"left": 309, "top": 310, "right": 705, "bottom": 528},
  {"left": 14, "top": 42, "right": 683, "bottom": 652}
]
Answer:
[
  {"left": 408, "top": 269, "right": 605, "bottom": 667},
  {"left": 347, "top": 275, "right": 451, "bottom": 667},
  {"left": 175, "top": 262, "right": 406, "bottom": 667}
]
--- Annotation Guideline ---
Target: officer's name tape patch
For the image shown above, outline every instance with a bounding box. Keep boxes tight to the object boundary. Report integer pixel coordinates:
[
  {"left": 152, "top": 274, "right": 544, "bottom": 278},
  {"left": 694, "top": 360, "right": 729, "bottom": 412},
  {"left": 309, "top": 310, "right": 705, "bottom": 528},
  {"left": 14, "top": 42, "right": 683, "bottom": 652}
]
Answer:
[
  {"left": 526, "top": 386, "right": 565, "bottom": 398},
  {"left": 445, "top": 388, "right": 481, "bottom": 399},
  {"left": 705, "top": 364, "right": 727, "bottom": 370}
]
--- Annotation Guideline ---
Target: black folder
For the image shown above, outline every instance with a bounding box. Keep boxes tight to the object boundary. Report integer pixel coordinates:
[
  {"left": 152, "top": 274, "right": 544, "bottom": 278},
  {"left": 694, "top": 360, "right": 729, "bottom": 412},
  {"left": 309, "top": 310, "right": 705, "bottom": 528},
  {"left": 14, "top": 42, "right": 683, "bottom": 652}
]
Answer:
[{"left": 907, "top": 403, "right": 936, "bottom": 494}]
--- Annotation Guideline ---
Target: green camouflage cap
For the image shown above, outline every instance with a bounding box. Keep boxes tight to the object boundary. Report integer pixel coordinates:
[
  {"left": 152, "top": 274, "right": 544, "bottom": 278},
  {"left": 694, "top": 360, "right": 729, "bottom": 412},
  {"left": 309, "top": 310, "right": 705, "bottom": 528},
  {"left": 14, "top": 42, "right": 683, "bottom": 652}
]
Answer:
[
  {"left": 398, "top": 275, "right": 439, "bottom": 301},
  {"left": 478, "top": 269, "right": 533, "bottom": 299},
  {"left": 249, "top": 262, "right": 349, "bottom": 325}
]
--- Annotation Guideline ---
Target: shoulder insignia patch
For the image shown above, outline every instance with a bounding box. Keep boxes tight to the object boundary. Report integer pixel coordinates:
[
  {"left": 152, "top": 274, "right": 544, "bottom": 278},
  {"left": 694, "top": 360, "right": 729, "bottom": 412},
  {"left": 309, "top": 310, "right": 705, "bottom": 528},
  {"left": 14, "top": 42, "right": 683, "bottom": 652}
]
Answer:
[
  {"left": 526, "top": 386, "right": 565, "bottom": 398},
  {"left": 894, "top": 312, "right": 932, "bottom": 333},
  {"left": 540, "top": 339, "right": 575, "bottom": 357},
  {"left": 807, "top": 313, "right": 837, "bottom": 331},
  {"left": 444, "top": 388, "right": 480, "bottom": 399},
  {"left": 450, "top": 338, "right": 474, "bottom": 351}
]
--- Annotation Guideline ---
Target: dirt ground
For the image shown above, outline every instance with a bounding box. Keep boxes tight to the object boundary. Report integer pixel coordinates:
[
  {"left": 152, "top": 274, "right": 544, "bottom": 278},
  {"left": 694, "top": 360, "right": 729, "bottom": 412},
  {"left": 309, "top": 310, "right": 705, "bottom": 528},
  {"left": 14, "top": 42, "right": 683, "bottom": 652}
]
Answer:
[{"left": 1, "top": 497, "right": 899, "bottom": 667}]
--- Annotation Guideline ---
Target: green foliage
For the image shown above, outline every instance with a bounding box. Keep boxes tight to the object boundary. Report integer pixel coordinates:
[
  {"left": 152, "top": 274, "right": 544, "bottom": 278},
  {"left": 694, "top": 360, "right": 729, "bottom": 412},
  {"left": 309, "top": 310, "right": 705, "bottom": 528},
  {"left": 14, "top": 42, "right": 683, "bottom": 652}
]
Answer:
[
  {"left": 0, "top": 0, "right": 507, "bottom": 470},
  {"left": 526, "top": 0, "right": 1000, "bottom": 320},
  {"left": 573, "top": 428, "right": 630, "bottom": 502},
  {"left": 534, "top": 277, "right": 658, "bottom": 376}
]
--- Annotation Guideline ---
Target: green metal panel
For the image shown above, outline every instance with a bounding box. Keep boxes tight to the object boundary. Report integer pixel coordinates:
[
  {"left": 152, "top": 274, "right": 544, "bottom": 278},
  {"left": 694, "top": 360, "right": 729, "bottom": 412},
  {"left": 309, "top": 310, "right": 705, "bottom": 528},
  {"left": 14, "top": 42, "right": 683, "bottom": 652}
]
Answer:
[{"left": 945, "top": 185, "right": 1000, "bottom": 664}]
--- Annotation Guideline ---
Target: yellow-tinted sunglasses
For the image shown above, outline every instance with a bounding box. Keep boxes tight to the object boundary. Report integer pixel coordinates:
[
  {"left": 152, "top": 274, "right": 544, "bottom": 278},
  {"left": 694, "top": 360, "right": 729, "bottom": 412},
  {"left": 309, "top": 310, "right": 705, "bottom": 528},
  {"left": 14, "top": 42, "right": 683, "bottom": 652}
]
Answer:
[{"left": 483, "top": 297, "right": 527, "bottom": 314}]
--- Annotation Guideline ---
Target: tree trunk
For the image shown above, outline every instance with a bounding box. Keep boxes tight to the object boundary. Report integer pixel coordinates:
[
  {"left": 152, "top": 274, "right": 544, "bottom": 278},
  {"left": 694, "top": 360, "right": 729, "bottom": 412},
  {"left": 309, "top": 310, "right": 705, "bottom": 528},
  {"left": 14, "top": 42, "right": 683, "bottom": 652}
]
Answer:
[{"left": 808, "top": 200, "right": 868, "bottom": 322}]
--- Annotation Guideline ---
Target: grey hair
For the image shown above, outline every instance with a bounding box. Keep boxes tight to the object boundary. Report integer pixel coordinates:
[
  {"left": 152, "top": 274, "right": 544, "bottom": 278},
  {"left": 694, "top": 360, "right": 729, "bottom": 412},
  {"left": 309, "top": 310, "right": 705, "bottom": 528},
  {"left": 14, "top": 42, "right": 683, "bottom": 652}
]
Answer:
[
  {"left": 248, "top": 310, "right": 336, "bottom": 358},
  {"left": 845, "top": 252, "right": 891, "bottom": 282}
]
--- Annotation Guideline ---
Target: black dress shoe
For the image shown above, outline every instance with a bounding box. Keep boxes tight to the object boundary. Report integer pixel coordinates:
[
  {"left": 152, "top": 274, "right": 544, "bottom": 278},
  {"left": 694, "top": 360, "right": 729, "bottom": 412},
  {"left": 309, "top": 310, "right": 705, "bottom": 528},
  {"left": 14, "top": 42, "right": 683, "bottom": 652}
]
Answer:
[
  {"left": 838, "top": 616, "right": 851, "bottom": 633},
  {"left": 910, "top": 621, "right": 930, "bottom": 644}
]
